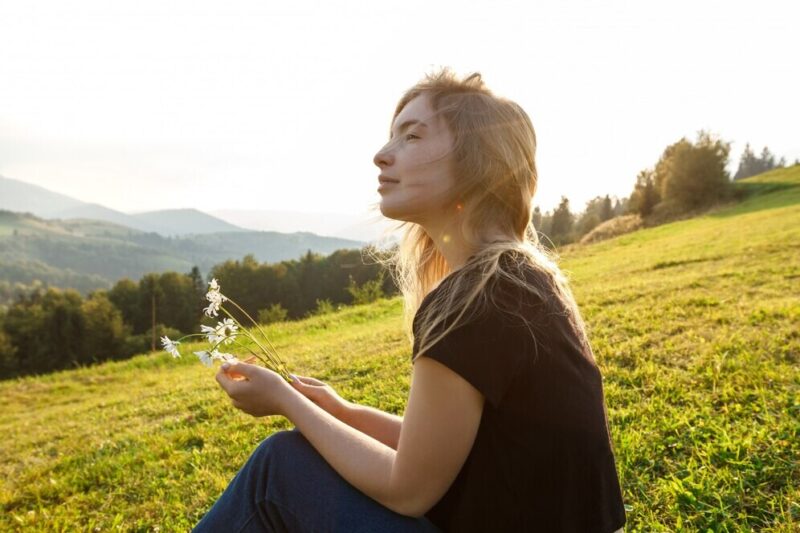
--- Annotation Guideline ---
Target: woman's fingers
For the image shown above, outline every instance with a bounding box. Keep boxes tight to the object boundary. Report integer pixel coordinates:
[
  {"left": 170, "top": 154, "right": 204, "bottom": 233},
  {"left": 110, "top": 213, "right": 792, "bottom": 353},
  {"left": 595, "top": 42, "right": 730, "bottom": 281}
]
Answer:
[{"left": 296, "top": 375, "right": 325, "bottom": 386}]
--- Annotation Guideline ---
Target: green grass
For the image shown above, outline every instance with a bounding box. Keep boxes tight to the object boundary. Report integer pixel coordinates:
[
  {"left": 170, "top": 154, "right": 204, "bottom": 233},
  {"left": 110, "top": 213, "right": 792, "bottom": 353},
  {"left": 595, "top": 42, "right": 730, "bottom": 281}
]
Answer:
[{"left": 2, "top": 166, "right": 799, "bottom": 531}]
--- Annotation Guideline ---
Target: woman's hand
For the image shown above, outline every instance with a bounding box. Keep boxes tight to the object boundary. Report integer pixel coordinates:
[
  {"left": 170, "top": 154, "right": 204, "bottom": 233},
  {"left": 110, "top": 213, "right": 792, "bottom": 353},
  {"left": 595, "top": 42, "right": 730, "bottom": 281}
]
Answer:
[
  {"left": 289, "top": 375, "right": 351, "bottom": 420},
  {"left": 215, "top": 362, "right": 294, "bottom": 418}
]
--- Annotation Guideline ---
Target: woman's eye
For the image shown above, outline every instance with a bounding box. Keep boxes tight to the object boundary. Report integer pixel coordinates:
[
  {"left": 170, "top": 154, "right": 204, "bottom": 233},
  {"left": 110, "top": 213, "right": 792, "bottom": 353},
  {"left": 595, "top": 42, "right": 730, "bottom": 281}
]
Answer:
[{"left": 405, "top": 133, "right": 419, "bottom": 141}]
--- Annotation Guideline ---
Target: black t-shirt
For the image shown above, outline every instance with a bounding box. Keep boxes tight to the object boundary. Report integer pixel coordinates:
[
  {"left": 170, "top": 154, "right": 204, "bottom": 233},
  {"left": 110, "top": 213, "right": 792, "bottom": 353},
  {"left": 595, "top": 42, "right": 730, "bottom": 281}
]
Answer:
[{"left": 411, "top": 252, "right": 626, "bottom": 532}]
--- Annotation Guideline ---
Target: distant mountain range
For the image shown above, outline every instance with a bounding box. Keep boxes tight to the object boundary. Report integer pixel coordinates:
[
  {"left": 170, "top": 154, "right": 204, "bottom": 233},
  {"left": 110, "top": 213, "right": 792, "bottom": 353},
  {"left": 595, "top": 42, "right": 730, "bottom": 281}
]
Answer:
[
  {"left": 209, "top": 208, "right": 398, "bottom": 243},
  {"left": 0, "top": 175, "right": 398, "bottom": 298},
  {"left": 0, "top": 175, "right": 255, "bottom": 236}
]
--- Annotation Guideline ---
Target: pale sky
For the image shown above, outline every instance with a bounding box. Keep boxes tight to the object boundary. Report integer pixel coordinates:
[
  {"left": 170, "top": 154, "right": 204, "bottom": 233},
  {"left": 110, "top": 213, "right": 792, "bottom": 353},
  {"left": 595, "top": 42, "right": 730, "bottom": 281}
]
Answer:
[{"left": 1, "top": 0, "right": 798, "bottom": 218}]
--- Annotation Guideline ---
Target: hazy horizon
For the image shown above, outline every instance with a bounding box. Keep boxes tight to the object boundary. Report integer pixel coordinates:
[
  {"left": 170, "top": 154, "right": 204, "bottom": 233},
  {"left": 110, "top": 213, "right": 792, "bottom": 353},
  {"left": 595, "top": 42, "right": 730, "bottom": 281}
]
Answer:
[{"left": 1, "top": 0, "right": 798, "bottom": 217}]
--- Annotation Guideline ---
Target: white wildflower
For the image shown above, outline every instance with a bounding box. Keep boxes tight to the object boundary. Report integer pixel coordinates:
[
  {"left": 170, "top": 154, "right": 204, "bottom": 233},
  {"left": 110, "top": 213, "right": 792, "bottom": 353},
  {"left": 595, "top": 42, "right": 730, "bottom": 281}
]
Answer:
[
  {"left": 200, "top": 318, "right": 238, "bottom": 345},
  {"left": 204, "top": 279, "right": 228, "bottom": 317},
  {"left": 194, "top": 350, "right": 214, "bottom": 367},
  {"left": 215, "top": 318, "right": 238, "bottom": 345},
  {"left": 194, "top": 349, "right": 238, "bottom": 367},
  {"left": 215, "top": 351, "right": 239, "bottom": 363},
  {"left": 200, "top": 324, "right": 217, "bottom": 343},
  {"left": 161, "top": 336, "right": 181, "bottom": 358}
]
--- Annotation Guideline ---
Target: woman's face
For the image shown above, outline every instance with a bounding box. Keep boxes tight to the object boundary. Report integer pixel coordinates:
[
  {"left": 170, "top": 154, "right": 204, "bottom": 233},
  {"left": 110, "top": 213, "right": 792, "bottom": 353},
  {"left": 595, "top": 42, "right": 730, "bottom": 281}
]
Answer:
[{"left": 373, "top": 93, "right": 458, "bottom": 225}]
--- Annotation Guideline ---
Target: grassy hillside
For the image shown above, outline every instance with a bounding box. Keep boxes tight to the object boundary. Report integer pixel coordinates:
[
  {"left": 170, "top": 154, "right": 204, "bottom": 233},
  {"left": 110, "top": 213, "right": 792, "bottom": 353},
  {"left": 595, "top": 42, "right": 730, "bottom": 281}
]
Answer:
[{"left": 2, "top": 167, "right": 799, "bottom": 531}]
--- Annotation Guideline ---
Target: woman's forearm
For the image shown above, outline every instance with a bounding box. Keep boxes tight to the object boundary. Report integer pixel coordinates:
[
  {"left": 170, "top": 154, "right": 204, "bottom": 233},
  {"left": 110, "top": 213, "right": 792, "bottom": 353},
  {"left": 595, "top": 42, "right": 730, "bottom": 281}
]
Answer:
[
  {"left": 338, "top": 401, "right": 403, "bottom": 450},
  {"left": 281, "top": 388, "right": 408, "bottom": 514}
]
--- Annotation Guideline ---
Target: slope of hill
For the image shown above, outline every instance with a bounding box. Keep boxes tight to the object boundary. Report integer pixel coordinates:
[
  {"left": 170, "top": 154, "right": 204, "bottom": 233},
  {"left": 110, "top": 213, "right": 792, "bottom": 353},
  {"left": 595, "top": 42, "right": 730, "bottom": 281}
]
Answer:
[
  {"left": 1, "top": 167, "right": 798, "bottom": 531},
  {"left": 0, "top": 174, "right": 86, "bottom": 217}
]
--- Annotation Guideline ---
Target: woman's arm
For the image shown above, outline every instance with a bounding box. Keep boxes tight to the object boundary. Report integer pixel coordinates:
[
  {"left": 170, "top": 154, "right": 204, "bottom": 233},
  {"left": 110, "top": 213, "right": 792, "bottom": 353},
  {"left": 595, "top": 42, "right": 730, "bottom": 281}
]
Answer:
[
  {"left": 289, "top": 376, "right": 403, "bottom": 450},
  {"left": 337, "top": 401, "right": 403, "bottom": 450}
]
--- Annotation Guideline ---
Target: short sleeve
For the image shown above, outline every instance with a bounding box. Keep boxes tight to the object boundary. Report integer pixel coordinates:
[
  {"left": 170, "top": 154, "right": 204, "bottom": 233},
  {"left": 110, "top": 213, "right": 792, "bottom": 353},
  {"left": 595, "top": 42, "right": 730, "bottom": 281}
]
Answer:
[{"left": 413, "top": 304, "right": 530, "bottom": 408}]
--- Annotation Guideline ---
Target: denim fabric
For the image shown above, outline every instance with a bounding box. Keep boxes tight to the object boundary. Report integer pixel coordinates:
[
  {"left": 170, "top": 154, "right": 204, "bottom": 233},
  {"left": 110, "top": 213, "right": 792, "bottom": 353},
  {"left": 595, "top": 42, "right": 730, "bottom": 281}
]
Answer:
[{"left": 193, "top": 428, "right": 443, "bottom": 533}]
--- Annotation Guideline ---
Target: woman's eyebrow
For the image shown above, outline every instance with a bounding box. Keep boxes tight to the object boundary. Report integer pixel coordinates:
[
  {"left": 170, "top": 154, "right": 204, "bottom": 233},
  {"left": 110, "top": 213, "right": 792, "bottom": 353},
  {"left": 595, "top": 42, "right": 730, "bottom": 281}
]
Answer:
[{"left": 390, "top": 119, "right": 428, "bottom": 139}]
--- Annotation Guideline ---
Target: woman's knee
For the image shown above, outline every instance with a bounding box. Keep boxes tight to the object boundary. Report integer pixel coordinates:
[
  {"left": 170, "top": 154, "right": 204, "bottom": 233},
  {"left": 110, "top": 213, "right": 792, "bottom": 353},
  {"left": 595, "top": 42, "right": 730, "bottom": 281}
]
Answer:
[{"left": 253, "top": 428, "right": 309, "bottom": 465}]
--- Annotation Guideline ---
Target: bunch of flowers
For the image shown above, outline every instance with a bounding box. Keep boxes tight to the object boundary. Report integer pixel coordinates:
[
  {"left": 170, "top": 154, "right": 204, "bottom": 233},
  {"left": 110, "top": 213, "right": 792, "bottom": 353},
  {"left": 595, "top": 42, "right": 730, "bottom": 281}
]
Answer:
[{"left": 160, "top": 278, "right": 292, "bottom": 381}]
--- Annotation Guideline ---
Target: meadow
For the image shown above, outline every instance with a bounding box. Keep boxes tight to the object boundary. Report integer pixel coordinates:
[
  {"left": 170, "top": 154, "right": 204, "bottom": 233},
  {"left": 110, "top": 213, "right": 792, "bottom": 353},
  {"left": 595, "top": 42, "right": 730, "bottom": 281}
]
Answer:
[{"left": 1, "top": 166, "right": 798, "bottom": 531}]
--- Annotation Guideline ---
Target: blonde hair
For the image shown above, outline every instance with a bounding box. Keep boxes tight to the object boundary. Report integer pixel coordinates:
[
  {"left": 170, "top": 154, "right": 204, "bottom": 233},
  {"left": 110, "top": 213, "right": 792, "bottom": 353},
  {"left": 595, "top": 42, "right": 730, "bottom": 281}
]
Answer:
[{"left": 366, "top": 67, "right": 590, "bottom": 362}]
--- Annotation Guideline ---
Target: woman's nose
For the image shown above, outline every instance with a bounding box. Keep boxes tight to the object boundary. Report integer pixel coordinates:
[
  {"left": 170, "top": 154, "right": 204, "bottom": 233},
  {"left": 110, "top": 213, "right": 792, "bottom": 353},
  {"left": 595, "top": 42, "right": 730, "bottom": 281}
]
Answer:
[{"left": 373, "top": 145, "right": 394, "bottom": 168}]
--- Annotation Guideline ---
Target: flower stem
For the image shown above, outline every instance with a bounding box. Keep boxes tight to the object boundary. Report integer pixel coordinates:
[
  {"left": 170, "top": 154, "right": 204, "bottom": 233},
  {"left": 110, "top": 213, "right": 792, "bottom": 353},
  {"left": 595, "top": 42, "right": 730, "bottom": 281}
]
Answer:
[
  {"left": 218, "top": 305, "right": 291, "bottom": 380},
  {"left": 221, "top": 296, "right": 287, "bottom": 367},
  {"left": 174, "top": 333, "right": 210, "bottom": 343}
]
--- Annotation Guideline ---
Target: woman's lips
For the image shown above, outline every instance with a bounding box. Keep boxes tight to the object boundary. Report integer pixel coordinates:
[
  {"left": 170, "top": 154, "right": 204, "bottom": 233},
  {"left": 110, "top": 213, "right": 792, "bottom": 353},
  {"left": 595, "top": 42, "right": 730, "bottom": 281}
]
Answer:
[{"left": 378, "top": 175, "right": 400, "bottom": 192}]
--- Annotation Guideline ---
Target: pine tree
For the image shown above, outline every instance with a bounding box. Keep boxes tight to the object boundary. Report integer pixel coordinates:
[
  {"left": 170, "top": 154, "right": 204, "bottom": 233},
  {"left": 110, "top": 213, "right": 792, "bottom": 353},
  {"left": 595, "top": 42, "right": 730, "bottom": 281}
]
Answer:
[
  {"left": 550, "top": 197, "right": 574, "bottom": 244},
  {"left": 600, "top": 195, "right": 614, "bottom": 222},
  {"left": 734, "top": 143, "right": 783, "bottom": 180}
]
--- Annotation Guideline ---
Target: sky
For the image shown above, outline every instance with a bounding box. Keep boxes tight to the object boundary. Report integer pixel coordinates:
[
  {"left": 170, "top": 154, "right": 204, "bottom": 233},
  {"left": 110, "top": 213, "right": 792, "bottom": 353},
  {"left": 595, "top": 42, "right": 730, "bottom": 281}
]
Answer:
[{"left": 1, "top": 0, "right": 798, "bottom": 219}]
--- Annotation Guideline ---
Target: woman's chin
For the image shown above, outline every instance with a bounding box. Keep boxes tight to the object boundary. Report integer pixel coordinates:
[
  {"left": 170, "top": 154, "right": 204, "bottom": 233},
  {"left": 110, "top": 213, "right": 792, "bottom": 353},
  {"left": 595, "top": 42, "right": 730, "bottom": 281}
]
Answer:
[{"left": 378, "top": 202, "right": 401, "bottom": 220}]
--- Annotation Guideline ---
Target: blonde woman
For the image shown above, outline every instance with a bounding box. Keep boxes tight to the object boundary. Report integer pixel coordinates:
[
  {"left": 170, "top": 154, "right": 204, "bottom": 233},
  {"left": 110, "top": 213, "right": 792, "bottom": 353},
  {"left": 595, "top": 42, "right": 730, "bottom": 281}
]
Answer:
[{"left": 195, "top": 68, "right": 626, "bottom": 532}]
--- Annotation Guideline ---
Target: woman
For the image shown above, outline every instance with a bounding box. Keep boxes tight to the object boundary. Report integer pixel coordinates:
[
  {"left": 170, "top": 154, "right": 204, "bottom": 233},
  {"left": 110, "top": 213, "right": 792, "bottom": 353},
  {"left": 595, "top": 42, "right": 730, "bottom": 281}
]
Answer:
[{"left": 194, "top": 68, "right": 626, "bottom": 532}]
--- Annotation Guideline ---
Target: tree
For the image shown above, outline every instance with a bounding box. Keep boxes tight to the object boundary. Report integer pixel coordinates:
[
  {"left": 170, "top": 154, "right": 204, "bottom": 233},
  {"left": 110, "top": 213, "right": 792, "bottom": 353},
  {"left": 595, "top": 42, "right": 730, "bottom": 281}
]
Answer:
[
  {"left": 612, "top": 197, "right": 628, "bottom": 217},
  {"left": 81, "top": 293, "right": 127, "bottom": 363},
  {"left": 346, "top": 271, "right": 386, "bottom": 305},
  {"left": 733, "top": 143, "right": 758, "bottom": 181},
  {"left": 0, "top": 325, "right": 18, "bottom": 377},
  {"left": 258, "top": 303, "right": 289, "bottom": 324},
  {"left": 575, "top": 196, "right": 617, "bottom": 237},
  {"left": 733, "top": 143, "right": 783, "bottom": 181},
  {"left": 577, "top": 212, "right": 601, "bottom": 236},
  {"left": 2, "top": 288, "right": 86, "bottom": 375},
  {"left": 531, "top": 206, "right": 542, "bottom": 231},
  {"left": 108, "top": 278, "right": 139, "bottom": 328},
  {"left": 188, "top": 266, "right": 206, "bottom": 300},
  {"left": 629, "top": 169, "right": 661, "bottom": 217},
  {"left": 759, "top": 146, "right": 775, "bottom": 169},
  {"left": 549, "top": 197, "right": 574, "bottom": 244},
  {"left": 309, "top": 298, "right": 335, "bottom": 316},
  {"left": 599, "top": 195, "right": 614, "bottom": 222},
  {"left": 659, "top": 131, "right": 731, "bottom": 211},
  {"left": 537, "top": 209, "right": 553, "bottom": 245},
  {"left": 157, "top": 271, "right": 200, "bottom": 335}
]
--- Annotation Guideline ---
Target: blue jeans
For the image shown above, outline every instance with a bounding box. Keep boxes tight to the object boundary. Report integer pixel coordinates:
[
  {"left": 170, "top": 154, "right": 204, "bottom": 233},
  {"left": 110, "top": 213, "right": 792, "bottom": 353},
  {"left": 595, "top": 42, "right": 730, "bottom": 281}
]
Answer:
[{"left": 193, "top": 428, "right": 443, "bottom": 532}]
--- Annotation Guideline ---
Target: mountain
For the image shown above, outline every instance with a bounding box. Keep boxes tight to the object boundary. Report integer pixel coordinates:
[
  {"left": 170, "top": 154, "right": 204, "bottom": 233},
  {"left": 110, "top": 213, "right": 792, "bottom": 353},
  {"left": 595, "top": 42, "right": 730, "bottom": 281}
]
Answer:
[
  {"left": 0, "top": 175, "right": 246, "bottom": 236},
  {"left": 48, "top": 202, "right": 163, "bottom": 234},
  {"left": 0, "top": 174, "right": 86, "bottom": 216},
  {"left": 129, "top": 209, "right": 244, "bottom": 236}
]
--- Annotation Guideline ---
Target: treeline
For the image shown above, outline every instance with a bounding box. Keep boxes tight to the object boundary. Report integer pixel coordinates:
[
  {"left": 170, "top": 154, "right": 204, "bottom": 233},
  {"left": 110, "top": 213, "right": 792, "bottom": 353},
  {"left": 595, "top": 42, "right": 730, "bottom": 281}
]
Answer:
[
  {"left": 0, "top": 247, "right": 396, "bottom": 379},
  {"left": 534, "top": 132, "right": 795, "bottom": 246},
  {"left": 733, "top": 144, "right": 792, "bottom": 181},
  {"left": 534, "top": 195, "right": 629, "bottom": 246}
]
